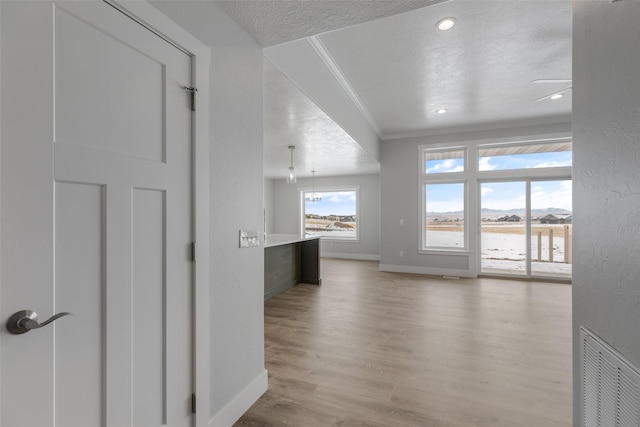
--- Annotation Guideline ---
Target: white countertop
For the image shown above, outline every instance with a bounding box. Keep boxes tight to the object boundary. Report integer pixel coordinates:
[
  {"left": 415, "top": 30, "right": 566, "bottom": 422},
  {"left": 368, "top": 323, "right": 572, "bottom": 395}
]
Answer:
[{"left": 264, "top": 234, "right": 321, "bottom": 248}]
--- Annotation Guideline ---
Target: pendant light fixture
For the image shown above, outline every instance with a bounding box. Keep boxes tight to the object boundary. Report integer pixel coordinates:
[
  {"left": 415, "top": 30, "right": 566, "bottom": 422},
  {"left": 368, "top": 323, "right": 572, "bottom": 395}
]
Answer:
[
  {"left": 286, "top": 145, "right": 296, "bottom": 184},
  {"left": 305, "top": 170, "right": 322, "bottom": 202}
]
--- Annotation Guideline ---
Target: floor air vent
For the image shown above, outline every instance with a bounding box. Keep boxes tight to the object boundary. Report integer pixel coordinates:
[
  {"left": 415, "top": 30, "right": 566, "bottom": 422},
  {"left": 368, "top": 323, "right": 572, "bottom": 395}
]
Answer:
[{"left": 581, "top": 327, "right": 640, "bottom": 427}]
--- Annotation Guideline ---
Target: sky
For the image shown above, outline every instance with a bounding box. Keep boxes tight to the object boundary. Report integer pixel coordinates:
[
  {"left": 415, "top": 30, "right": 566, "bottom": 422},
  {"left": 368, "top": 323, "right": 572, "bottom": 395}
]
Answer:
[
  {"left": 305, "top": 153, "right": 572, "bottom": 216},
  {"left": 426, "top": 152, "right": 572, "bottom": 213},
  {"left": 478, "top": 151, "right": 572, "bottom": 171},
  {"left": 481, "top": 180, "right": 572, "bottom": 211},
  {"left": 426, "top": 151, "right": 571, "bottom": 174},
  {"left": 305, "top": 190, "right": 357, "bottom": 216},
  {"left": 426, "top": 183, "right": 464, "bottom": 213}
]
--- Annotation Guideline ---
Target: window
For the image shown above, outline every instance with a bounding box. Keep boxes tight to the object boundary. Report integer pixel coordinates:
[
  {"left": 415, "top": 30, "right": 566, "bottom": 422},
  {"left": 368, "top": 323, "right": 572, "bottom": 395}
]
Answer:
[
  {"left": 424, "top": 182, "right": 465, "bottom": 248},
  {"left": 424, "top": 147, "right": 465, "bottom": 174},
  {"left": 478, "top": 141, "right": 572, "bottom": 171},
  {"left": 419, "top": 139, "right": 572, "bottom": 277},
  {"left": 301, "top": 187, "right": 359, "bottom": 241},
  {"left": 420, "top": 147, "right": 467, "bottom": 250}
]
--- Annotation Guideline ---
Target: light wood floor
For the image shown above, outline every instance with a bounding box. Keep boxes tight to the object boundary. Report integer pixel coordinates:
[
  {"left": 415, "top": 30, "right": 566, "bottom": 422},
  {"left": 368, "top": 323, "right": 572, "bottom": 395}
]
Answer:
[{"left": 235, "top": 259, "right": 572, "bottom": 427}]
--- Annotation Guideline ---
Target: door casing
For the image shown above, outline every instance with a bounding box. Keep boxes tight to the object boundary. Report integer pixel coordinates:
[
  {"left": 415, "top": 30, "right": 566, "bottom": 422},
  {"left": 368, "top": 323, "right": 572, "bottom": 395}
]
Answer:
[{"left": 0, "top": 1, "right": 211, "bottom": 425}]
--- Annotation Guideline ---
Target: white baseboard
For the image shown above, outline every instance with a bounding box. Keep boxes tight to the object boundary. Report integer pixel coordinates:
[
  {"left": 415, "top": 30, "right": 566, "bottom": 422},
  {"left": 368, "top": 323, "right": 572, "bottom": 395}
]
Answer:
[
  {"left": 209, "top": 369, "right": 268, "bottom": 427},
  {"left": 378, "top": 264, "right": 474, "bottom": 278},
  {"left": 321, "top": 252, "right": 380, "bottom": 261}
]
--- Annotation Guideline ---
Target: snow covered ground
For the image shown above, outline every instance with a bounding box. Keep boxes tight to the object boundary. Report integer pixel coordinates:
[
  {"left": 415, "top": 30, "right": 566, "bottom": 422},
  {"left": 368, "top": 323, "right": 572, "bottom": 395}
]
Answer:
[
  {"left": 482, "top": 231, "right": 571, "bottom": 278},
  {"left": 427, "top": 230, "right": 571, "bottom": 278},
  {"left": 305, "top": 228, "right": 357, "bottom": 239}
]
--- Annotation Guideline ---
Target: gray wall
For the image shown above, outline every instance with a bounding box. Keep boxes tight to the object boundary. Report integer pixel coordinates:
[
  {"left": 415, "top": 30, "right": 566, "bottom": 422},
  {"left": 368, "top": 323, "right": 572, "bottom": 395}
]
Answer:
[
  {"left": 573, "top": 1, "right": 640, "bottom": 424},
  {"left": 264, "top": 178, "right": 275, "bottom": 235},
  {"left": 380, "top": 122, "right": 572, "bottom": 277},
  {"left": 271, "top": 174, "right": 380, "bottom": 260},
  {"left": 150, "top": 2, "right": 266, "bottom": 423}
]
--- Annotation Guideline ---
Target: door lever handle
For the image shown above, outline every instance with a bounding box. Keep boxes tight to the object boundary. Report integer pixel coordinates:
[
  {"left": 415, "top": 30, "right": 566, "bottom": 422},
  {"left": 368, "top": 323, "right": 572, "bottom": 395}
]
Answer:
[{"left": 6, "top": 310, "right": 72, "bottom": 335}]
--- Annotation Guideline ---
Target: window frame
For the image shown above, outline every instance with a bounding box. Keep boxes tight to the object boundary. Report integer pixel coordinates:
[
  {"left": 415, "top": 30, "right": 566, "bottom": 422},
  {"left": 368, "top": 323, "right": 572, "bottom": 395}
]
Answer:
[
  {"left": 424, "top": 147, "right": 466, "bottom": 174},
  {"left": 419, "top": 146, "right": 468, "bottom": 252},
  {"left": 299, "top": 185, "right": 360, "bottom": 242},
  {"left": 417, "top": 136, "right": 572, "bottom": 276},
  {"left": 422, "top": 181, "right": 467, "bottom": 250},
  {"left": 477, "top": 140, "right": 573, "bottom": 173}
]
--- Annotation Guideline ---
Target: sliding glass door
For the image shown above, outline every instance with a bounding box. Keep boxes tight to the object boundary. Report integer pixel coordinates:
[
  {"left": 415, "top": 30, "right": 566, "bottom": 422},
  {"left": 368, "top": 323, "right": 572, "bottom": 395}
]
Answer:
[
  {"left": 530, "top": 180, "right": 572, "bottom": 279},
  {"left": 480, "top": 179, "right": 572, "bottom": 280},
  {"left": 480, "top": 181, "right": 527, "bottom": 275}
]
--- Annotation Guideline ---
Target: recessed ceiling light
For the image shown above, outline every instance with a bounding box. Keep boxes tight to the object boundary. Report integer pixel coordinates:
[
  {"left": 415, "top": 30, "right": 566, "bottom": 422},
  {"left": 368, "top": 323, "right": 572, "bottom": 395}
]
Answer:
[
  {"left": 436, "top": 109, "right": 448, "bottom": 114},
  {"left": 550, "top": 93, "right": 564, "bottom": 100},
  {"left": 436, "top": 17, "right": 456, "bottom": 31}
]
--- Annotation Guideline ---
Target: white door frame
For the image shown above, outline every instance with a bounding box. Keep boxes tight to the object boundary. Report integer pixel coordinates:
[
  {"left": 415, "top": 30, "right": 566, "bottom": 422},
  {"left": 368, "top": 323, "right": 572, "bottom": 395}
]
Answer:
[{"left": 0, "top": 1, "right": 211, "bottom": 425}]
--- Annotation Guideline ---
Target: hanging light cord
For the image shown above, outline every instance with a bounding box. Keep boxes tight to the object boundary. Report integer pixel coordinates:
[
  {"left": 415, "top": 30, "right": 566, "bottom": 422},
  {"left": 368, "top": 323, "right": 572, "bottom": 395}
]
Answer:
[{"left": 287, "top": 145, "right": 296, "bottom": 184}]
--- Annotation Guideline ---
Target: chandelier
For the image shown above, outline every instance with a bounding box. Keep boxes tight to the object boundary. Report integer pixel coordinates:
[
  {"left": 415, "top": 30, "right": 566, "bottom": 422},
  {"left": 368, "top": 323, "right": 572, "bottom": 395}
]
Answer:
[{"left": 305, "top": 170, "right": 322, "bottom": 201}]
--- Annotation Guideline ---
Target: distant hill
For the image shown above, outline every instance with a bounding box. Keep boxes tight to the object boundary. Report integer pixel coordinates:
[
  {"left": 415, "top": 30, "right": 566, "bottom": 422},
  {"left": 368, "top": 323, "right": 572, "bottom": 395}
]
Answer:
[
  {"left": 482, "top": 207, "right": 571, "bottom": 216},
  {"left": 428, "top": 207, "right": 571, "bottom": 216}
]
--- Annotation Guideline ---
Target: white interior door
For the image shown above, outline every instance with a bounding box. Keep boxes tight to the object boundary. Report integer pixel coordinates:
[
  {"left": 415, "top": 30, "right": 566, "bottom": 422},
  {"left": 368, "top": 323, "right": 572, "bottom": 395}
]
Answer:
[{"left": 1, "top": 2, "right": 193, "bottom": 426}]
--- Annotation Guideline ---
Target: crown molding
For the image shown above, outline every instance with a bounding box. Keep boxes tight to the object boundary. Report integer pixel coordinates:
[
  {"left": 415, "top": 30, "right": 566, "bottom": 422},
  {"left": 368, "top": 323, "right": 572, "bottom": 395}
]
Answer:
[
  {"left": 381, "top": 116, "right": 573, "bottom": 141},
  {"left": 307, "top": 35, "right": 383, "bottom": 138}
]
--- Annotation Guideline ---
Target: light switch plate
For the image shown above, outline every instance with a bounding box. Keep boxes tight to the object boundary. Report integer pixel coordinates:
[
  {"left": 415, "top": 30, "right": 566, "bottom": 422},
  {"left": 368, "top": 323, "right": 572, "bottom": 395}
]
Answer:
[{"left": 239, "top": 229, "right": 260, "bottom": 248}]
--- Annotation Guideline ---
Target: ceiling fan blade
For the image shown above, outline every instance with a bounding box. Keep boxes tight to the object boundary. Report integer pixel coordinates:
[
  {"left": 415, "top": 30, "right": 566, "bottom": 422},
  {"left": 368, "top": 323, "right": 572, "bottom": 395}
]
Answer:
[
  {"left": 531, "top": 79, "right": 572, "bottom": 84},
  {"left": 533, "top": 94, "right": 553, "bottom": 102},
  {"left": 533, "top": 87, "right": 573, "bottom": 102}
]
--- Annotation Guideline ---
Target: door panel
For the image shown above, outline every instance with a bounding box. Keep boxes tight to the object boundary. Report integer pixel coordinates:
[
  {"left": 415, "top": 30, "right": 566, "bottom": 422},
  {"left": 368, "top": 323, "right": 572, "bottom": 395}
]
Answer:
[
  {"left": 55, "top": 5, "right": 164, "bottom": 161},
  {"left": 55, "top": 182, "right": 104, "bottom": 427},
  {"left": 1, "top": 3, "right": 57, "bottom": 423},
  {"left": 480, "top": 181, "right": 527, "bottom": 276},
  {"left": 132, "top": 189, "right": 166, "bottom": 426},
  {"left": 1, "top": 2, "right": 193, "bottom": 426},
  {"left": 530, "top": 179, "right": 572, "bottom": 279}
]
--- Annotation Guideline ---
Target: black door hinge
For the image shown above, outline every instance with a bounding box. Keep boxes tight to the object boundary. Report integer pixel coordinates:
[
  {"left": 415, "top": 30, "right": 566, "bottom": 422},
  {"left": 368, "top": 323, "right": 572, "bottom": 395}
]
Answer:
[
  {"left": 191, "top": 393, "right": 196, "bottom": 414},
  {"left": 190, "top": 242, "right": 196, "bottom": 262},
  {"left": 183, "top": 86, "right": 197, "bottom": 111}
]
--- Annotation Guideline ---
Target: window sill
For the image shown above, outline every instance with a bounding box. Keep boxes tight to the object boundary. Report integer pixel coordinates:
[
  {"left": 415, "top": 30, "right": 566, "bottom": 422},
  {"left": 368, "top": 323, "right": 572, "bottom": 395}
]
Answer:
[
  {"left": 320, "top": 238, "right": 360, "bottom": 243},
  {"left": 418, "top": 248, "right": 472, "bottom": 256}
]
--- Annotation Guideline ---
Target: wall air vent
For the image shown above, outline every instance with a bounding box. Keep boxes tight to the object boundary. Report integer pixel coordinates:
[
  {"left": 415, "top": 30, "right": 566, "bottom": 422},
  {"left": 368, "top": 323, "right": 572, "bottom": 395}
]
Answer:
[{"left": 581, "top": 327, "right": 640, "bottom": 427}]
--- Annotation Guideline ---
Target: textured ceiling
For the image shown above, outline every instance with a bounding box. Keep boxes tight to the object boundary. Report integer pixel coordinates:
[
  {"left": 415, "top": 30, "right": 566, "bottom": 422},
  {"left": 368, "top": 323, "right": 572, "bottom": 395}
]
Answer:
[
  {"left": 216, "top": 0, "right": 447, "bottom": 47},
  {"left": 317, "top": 0, "right": 572, "bottom": 137},
  {"left": 217, "top": 0, "right": 572, "bottom": 178},
  {"left": 264, "top": 58, "right": 380, "bottom": 178}
]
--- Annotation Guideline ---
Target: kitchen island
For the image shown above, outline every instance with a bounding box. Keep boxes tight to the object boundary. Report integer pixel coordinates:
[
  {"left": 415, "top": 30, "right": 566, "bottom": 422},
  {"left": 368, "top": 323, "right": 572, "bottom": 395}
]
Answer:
[{"left": 264, "top": 234, "right": 321, "bottom": 300}]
